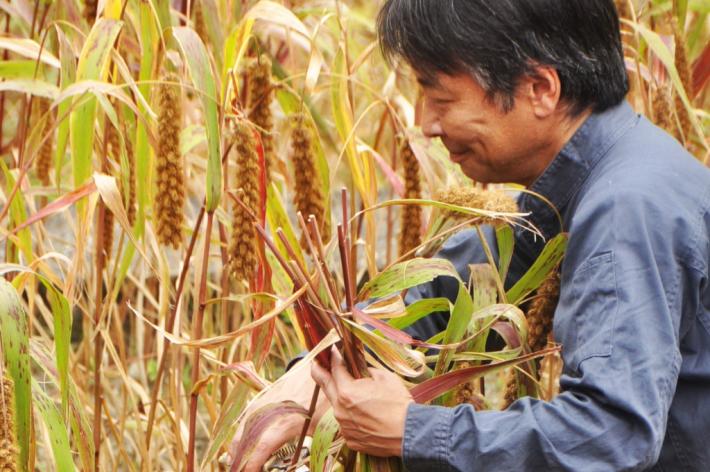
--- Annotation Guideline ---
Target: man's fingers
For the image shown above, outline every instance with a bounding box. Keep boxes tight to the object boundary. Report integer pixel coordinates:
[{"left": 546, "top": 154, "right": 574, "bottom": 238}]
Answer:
[
  {"left": 329, "top": 346, "right": 353, "bottom": 389},
  {"left": 311, "top": 358, "right": 337, "bottom": 403}
]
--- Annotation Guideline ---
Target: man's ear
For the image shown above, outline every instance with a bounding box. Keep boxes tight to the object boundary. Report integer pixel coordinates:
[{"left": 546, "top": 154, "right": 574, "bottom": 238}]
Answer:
[{"left": 521, "top": 65, "right": 562, "bottom": 119}]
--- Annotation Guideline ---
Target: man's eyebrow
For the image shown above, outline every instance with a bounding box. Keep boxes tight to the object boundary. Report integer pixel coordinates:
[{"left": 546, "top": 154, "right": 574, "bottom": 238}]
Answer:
[{"left": 416, "top": 75, "right": 442, "bottom": 89}]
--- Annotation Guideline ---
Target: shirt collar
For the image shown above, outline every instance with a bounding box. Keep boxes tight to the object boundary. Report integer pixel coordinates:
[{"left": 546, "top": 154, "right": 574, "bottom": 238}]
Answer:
[{"left": 518, "top": 100, "right": 639, "bottom": 240}]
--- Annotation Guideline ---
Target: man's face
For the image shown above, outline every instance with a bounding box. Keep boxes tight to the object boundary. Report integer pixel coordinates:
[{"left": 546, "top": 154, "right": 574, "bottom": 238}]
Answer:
[{"left": 417, "top": 71, "right": 553, "bottom": 187}]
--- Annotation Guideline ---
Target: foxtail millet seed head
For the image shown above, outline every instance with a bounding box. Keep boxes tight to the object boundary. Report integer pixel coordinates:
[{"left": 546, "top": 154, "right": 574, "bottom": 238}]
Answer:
[
  {"left": 399, "top": 142, "right": 423, "bottom": 258},
  {"left": 228, "top": 120, "right": 260, "bottom": 282},
  {"left": 652, "top": 84, "right": 673, "bottom": 133},
  {"left": 155, "top": 73, "right": 186, "bottom": 249},
  {"left": 672, "top": 17, "right": 693, "bottom": 145},
  {"left": 501, "top": 371, "right": 519, "bottom": 410},
  {"left": 34, "top": 98, "right": 54, "bottom": 187},
  {"left": 247, "top": 55, "right": 275, "bottom": 178},
  {"left": 124, "top": 135, "right": 137, "bottom": 226},
  {"left": 0, "top": 374, "right": 18, "bottom": 472},
  {"left": 83, "top": 0, "right": 97, "bottom": 24},
  {"left": 193, "top": 0, "right": 207, "bottom": 45},
  {"left": 290, "top": 113, "right": 329, "bottom": 247},
  {"left": 526, "top": 270, "right": 560, "bottom": 353},
  {"left": 435, "top": 186, "right": 519, "bottom": 225}
]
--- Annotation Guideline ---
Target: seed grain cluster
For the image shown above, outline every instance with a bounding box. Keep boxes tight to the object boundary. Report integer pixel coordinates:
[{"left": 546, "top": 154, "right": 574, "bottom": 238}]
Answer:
[
  {"left": 291, "top": 113, "right": 329, "bottom": 245},
  {"left": 0, "top": 374, "right": 17, "bottom": 472},
  {"left": 155, "top": 74, "right": 186, "bottom": 249},
  {"left": 229, "top": 120, "right": 260, "bottom": 282},
  {"left": 398, "top": 142, "right": 422, "bottom": 258},
  {"left": 247, "top": 56, "right": 275, "bottom": 178},
  {"left": 34, "top": 99, "right": 53, "bottom": 187},
  {"left": 436, "top": 186, "right": 519, "bottom": 225}
]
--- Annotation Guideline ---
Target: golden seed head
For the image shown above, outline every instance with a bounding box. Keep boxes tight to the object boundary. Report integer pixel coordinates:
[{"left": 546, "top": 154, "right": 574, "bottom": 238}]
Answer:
[
  {"left": 652, "top": 84, "right": 673, "bottom": 133},
  {"left": 435, "top": 186, "right": 519, "bottom": 225},
  {"left": 193, "top": 0, "right": 208, "bottom": 45},
  {"left": 526, "top": 270, "right": 560, "bottom": 353},
  {"left": 34, "top": 98, "right": 53, "bottom": 187},
  {"left": 290, "top": 113, "right": 329, "bottom": 247},
  {"left": 399, "top": 142, "right": 423, "bottom": 258},
  {"left": 124, "top": 136, "right": 137, "bottom": 226},
  {"left": 501, "top": 371, "right": 519, "bottom": 410},
  {"left": 229, "top": 120, "right": 260, "bottom": 282},
  {"left": 83, "top": 0, "right": 97, "bottom": 24},
  {"left": 614, "top": 0, "right": 630, "bottom": 20},
  {"left": 672, "top": 17, "right": 693, "bottom": 144},
  {"left": 155, "top": 73, "right": 186, "bottom": 249},
  {"left": 247, "top": 56, "right": 275, "bottom": 178},
  {"left": 0, "top": 374, "right": 18, "bottom": 472}
]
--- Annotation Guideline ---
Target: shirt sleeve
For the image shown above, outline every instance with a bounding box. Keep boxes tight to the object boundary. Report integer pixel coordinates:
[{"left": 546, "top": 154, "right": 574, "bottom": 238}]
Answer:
[{"left": 402, "top": 188, "right": 684, "bottom": 471}]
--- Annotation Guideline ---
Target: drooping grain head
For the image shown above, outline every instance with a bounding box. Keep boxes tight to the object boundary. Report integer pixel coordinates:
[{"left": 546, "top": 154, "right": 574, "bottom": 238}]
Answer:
[
  {"left": 652, "top": 84, "right": 673, "bottom": 133},
  {"left": 228, "top": 120, "right": 260, "bottom": 282},
  {"left": 83, "top": 0, "right": 97, "bottom": 25},
  {"left": 435, "top": 186, "right": 519, "bottom": 225},
  {"left": 193, "top": 0, "right": 208, "bottom": 46},
  {"left": 101, "top": 122, "right": 119, "bottom": 257},
  {"left": 526, "top": 269, "right": 560, "bottom": 353},
  {"left": 671, "top": 17, "right": 693, "bottom": 145},
  {"left": 0, "top": 374, "right": 18, "bottom": 472},
  {"left": 155, "top": 74, "right": 186, "bottom": 249},
  {"left": 33, "top": 98, "right": 53, "bottom": 187},
  {"left": 125, "top": 135, "right": 137, "bottom": 226},
  {"left": 398, "top": 141, "right": 423, "bottom": 258},
  {"left": 247, "top": 56, "right": 275, "bottom": 178},
  {"left": 290, "top": 113, "right": 329, "bottom": 247}
]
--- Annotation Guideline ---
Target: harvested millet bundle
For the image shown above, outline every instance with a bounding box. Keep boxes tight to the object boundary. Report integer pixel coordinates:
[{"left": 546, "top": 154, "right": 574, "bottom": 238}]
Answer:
[
  {"left": 398, "top": 142, "right": 423, "bottom": 258},
  {"left": 247, "top": 56, "right": 275, "bottom": 178},
  {"left": 228, "top": 120, "right": 260, "bottom": 282},
  {"left": 155, "top": 74, "right": 186, "bottom": 249},
  {"left": 290, "top": 113, "right": 329, "bottom": 246},
  {"left": 0, "top": 374, "right": 18, "bottom": 472}
]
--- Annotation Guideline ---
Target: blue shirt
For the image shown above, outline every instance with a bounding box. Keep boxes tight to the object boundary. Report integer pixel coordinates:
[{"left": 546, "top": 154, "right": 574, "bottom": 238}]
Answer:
[{"left": 402, "top": 102, "right": 710, "bottom": 471}]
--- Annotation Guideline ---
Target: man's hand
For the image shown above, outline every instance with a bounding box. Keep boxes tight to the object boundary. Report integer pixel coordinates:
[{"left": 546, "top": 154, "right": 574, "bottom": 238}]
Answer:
[
  {"left": 229, "top": 359, "right": 329, "bottom": 472},
  {"left": 310, "top": 347, "right": 414, "bottom": 458}
]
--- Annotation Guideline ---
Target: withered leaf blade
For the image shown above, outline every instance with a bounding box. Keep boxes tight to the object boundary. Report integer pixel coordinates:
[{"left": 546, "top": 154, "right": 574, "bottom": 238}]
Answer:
[{"left": 230, "top": 401, "right": 308, "bottom": 472}]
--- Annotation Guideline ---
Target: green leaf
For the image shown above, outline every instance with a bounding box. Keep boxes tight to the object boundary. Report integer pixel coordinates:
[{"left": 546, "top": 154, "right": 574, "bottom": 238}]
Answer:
[
  {"left": 496, "top": 225, "right": 514, "bottom": 283},
  {"left": 411, "top": 347, "right": 559, "bottom": 403},
  {"left": 70, "top": 19, "right": 123, "bottom": 192},
  {"left": 173, "top": 26, "right": 221, "bottom": 212},
  {"left": 0, "top": 279, "right": 32, "bottom": 471},
  {"left": 344, "top": 319, "right": 426, "bottom": 378},
  {"left": 506, "top": 233, "right": 567, "bottom": 304},
  {"left": 1, "top": 163, "right": 32, "bottom": 262},
  {"left": 387, "top": 298, "right": 450, "bottom": 331},
  {"left": 359, "top": 258, "right": 460, "bottom": 300},
  {"left": 311, "top": 409, "right": 340, "bottom": 471},
  {"left": 0, "top": 60, "right": 36, "bottom": 79},
  {"left": 434, "top": 283, "right": 473, "bottom": 376},
  {"left": 32, "top": 380, "right": 75, "bottom": 471}
]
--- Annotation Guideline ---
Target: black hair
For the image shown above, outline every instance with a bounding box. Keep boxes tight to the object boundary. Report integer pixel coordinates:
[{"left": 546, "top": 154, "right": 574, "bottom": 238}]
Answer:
[{"left": 377, "top": 0, "right": 629, "bottom": 115}]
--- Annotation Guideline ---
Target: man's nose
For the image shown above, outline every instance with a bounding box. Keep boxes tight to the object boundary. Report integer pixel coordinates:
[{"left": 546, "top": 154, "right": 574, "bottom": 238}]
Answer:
[{"left": 420, "top": 104, "right": 443, "bottom": 138}]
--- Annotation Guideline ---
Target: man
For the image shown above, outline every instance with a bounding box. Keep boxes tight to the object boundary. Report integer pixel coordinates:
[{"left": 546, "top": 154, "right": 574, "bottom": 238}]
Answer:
[{"left": 237, "top": 1, "right": 710, "bottom": 470}]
